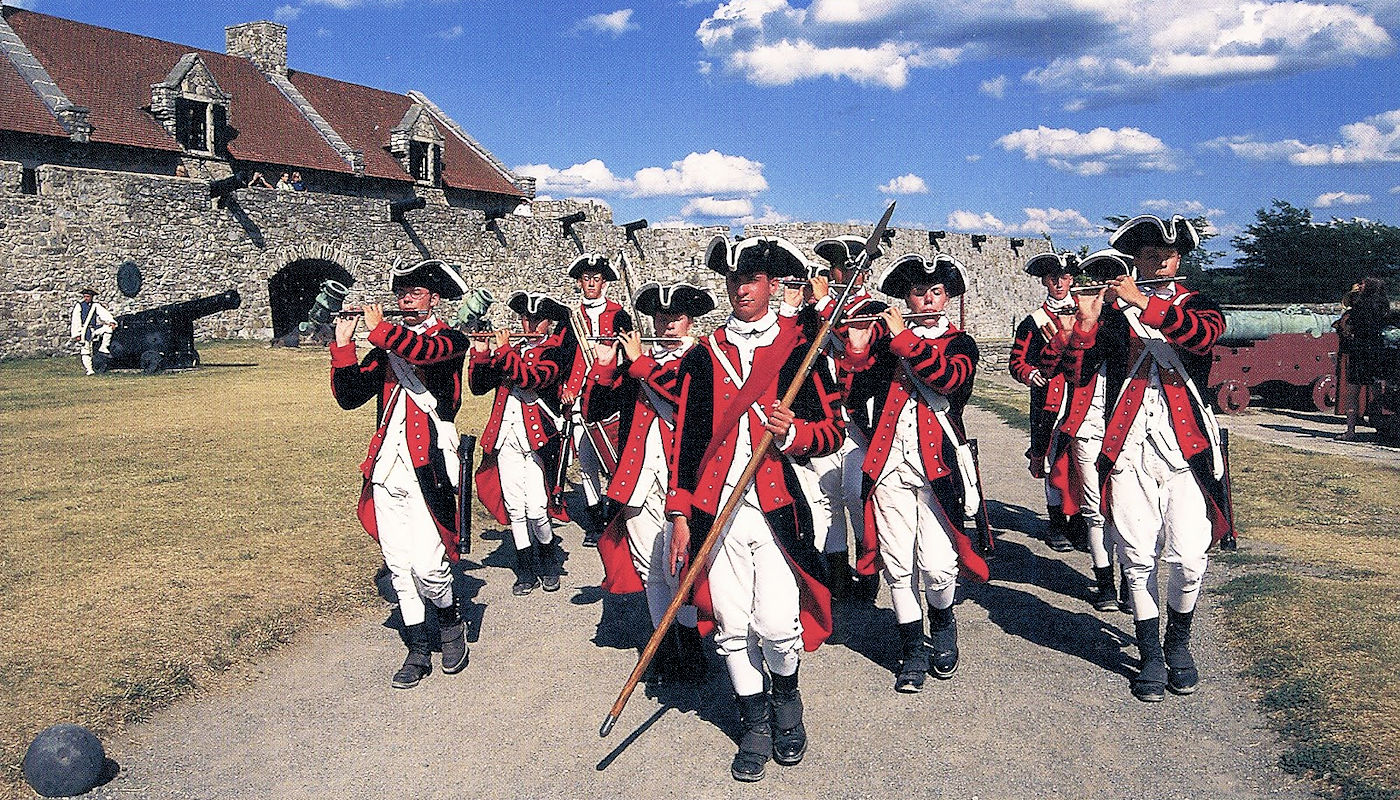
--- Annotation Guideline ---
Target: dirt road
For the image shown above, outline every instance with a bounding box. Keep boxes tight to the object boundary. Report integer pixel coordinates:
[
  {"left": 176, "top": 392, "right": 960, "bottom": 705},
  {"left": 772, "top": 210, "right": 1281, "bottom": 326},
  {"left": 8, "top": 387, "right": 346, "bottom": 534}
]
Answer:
[{"left": 83, "top": 406, "right": 1311, "bottom": 800}]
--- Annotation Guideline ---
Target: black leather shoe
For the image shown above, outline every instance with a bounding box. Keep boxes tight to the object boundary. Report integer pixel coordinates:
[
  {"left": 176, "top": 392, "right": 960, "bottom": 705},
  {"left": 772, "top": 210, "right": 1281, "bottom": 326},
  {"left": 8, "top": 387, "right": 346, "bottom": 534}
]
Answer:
[
  {"left": 1164, "top": 608, "right": 1199, "bottom": 695},
  {"left": 731, "top": 693, "right": 771, "bottom": 782},
  {"left": 437, "top": 605, "right": 469, "bottom": 674},
  {"left": 894, "top": 620, "right": 928, "bottom": 693},
  {"left": 393, "top": 623, "right": 432, "bottom": 689},
  {"left": 1132, "top": 617, "right": 1168, "bottom": 702},
  {"left": 770, "top": 671, "right": 806, "bottom": 766},
  {"left": 928, "top": 608, "right": 959, "bottom": 680}
]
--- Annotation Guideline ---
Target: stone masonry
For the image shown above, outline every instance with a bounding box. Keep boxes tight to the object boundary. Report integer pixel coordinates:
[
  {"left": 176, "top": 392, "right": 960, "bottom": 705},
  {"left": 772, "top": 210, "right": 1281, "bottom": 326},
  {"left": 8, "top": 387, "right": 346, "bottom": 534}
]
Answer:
[{"left": 0, "top": 160, "right": 1050, "bottom": 360}]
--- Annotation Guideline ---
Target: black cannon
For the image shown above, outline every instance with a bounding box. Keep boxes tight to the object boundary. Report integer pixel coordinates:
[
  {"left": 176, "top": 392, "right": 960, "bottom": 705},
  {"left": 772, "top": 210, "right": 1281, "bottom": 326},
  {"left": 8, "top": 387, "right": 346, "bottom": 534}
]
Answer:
[{"left": 100, "top": 290, "right": 242, "bottom": 373}]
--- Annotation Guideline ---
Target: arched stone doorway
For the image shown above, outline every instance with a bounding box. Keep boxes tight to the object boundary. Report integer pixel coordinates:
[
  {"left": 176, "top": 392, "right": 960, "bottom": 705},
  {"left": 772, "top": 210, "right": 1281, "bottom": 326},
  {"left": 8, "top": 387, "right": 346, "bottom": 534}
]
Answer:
[{"left": 268, "top": 258, "right": 355, "bottom": 341}]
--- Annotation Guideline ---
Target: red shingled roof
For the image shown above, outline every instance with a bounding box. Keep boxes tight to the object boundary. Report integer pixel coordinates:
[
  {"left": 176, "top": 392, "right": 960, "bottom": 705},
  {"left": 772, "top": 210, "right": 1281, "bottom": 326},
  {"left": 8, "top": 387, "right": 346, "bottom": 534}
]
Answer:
[
  {"left": 289, "top": 70, "right": 525, "bottom": 196},
  {"left": 1, "top": 8, "right": 525, "bottom": 197}
]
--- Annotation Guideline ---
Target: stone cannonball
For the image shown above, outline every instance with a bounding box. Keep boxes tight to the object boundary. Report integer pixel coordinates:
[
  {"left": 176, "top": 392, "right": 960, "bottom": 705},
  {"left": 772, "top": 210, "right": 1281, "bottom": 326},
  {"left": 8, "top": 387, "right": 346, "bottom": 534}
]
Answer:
[{"left": 22, "top": 723, "right": 106, "bottom": 798}]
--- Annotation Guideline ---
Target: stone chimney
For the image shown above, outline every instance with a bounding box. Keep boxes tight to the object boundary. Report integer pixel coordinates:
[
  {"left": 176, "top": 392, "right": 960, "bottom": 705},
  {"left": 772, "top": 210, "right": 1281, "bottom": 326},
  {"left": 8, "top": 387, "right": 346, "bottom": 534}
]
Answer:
[{"left": 225, "top": 21, "right": 287, "bottom": 76}]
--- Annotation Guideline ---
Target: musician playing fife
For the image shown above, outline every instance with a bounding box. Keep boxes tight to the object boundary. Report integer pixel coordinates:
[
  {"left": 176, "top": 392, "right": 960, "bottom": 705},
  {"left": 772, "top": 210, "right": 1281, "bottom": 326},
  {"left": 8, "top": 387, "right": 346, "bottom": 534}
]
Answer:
[
  {"left": 1065, "top": 215, "right": 1234, "bottom": 702},
  {"left": 330, "top": 259, "right": 471, "bottom": 689}
]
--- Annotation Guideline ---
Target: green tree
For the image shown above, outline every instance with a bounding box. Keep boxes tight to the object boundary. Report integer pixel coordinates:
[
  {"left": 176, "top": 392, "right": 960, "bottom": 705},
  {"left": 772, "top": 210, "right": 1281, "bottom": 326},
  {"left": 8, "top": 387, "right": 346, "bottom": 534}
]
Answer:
[{"left": 1229, "top": 200, "right": 1400, "bottom": 303}]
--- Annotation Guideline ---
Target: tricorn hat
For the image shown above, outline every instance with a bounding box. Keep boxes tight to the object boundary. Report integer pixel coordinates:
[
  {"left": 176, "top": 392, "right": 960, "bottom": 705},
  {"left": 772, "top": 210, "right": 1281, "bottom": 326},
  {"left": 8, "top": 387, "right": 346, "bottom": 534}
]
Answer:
[
  {"left": 1024, "top": 251, "right": 1082, "bottom": 278},
  {"left": 390, "top": 258, "right": 469, "bottom": 300},
  {"left": 1079, "top": 249, "right": 1136, "bottom": 283},
  {"left": 507, "top": 291, "right": 570, "bottom": 322},
  {"left": 567, "top": 253, "right": 618, "bottom": 281},
  {"left": 837, "top": 296, "right": 889, "bottom": 324},
  {"left": 1109, "top": 214, "right": 1199, "bottom": 256},
  {"left": 634, "top": 282, "right": 717, "bottom": 318},
  {"left": 813, "top": 235, "right": 878, "bottom": 271},
  {"left": 704, "top": 236, "right": 808, "bottom": 280},
  {"left": 877, "top": 253, "right": 968, "bottom": 299},
  {"left": 78, "top": 287, "right": 97, "bottom": 296}
]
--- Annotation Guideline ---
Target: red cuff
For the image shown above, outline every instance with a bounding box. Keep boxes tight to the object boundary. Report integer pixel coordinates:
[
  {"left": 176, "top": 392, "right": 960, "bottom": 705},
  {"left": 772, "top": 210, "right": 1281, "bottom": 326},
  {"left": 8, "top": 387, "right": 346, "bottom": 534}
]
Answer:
[
  {"left": 627, "top": 355, "right": 659, "bottom": 380},
  {"left": 366, "top": 320, "right": 394, "bottom": 349},
  {"left": 329, "top": 341, "right": 359, "bottom": 367},
  {"left": 889, "top": 329, "right": 928, "bottom": 358},
  {"left": 1141, "top": 296, "right": 1171, "bottom": 329},
  {"left": 665, "top": 488, "right": 693, "bottom": 518},
  {"left": 780, "top": 423, "right": 812, "bottom": 457}
]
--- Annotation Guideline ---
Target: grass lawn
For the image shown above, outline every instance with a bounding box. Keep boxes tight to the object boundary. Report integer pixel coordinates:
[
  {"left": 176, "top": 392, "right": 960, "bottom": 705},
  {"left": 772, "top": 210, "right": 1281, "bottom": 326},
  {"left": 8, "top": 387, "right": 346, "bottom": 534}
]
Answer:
[
  {"left": 0, "top": 341, "right": 493, "bottom": 799},
  {"left": 972, "top": 376, "right": 1400, "bottom": 800}
]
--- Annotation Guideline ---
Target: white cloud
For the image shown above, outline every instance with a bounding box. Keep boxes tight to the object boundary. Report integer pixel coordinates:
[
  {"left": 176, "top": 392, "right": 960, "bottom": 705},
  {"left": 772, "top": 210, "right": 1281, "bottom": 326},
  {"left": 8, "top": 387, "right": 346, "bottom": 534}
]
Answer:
[
  {"left": 947, "top": 207, "right": 1102, "bottom": 238},
  {"left": 878, "top": 173, "right": 929, "bottom": 195},
  {"left": 1140, "top": 199, "right": 1226, "bottom": 217},
  {"left": 514, "top": 150, "right": 768, "bottom": 198},
  {"left": 965, "top": 154, "right": 982, "bottom": 162},
  {"left": 273, "top": 4, "right": 302, "bottom": 22},
  {"left": 632, "top": 150, "right": 768, "bottom": 196},
  {"left": 682, "top": 197, "right": 755, "bottom": 217},
  {"left": 1315, "top": 191, "right": 1372, "bottom": 207},
  {"left": 737, "top": 204, "right": 793, "bottom": 225},
  {"left": 996, "top": 126, "right": 1180, "bottom": 174},
  {"left": 436, "top": 24, "right": 464, "bottom": 40},
  {"left": 695, "top": 0, "right": 1392, "bottom": 100},
  {"left": 1211, "top": 108, "right": 1400, "bottom": 165},
  {"left": 315, "top": 27, "right": 332, "bottom": 37},
  {"left": 1392, "top": 185, "right": 1400, "bottom": 194},
  {"left": 698, "top": 60, "right": 714, "bottom": 74},
  {"left": 578, "top": 9, "right": 639, "bottom": 37}
]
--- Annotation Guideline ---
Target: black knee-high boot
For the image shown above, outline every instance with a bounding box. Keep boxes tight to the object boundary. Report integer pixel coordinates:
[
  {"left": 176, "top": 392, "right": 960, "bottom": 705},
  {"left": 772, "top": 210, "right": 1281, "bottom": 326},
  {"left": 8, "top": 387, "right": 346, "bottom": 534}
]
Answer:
[
  {"left": 731, "top": 692, "right": 771, "bottom": 782},
  {"left": 1132, "top": 616, "right": 1168, "bottom": 702},
  {"left": 512, "top": 542, "right": 541, "bottom": 596},
  {"left": 928, "top": 603, "right": 959, "bottom": 679},
  {"left": 770, "top": 668, "right": 807, "bottom": 766},
  {"left": 437, "top": 603, "right": 469, "bottom": 674},
  {"left": 894, "top": 620, "right": 928, "bottom": 693},
  {"left": 392, "top": 623, "right": 432, "bottom": 689},
  {"left": 1164, "top": 607, "right": 1198, "bottom": 695},
  {"left": 1045, "top": 506, "right": 1073, "bottom": 552},
  {"left": 1091, "top": 566, "right": 1118, "bottom": 612}
]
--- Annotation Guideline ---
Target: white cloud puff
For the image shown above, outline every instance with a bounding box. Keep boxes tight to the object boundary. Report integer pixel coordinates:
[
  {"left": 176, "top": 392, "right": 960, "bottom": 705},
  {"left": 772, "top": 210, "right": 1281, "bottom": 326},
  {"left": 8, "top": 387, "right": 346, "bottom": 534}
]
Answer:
[
  {"left": 996, "top": 126, "right": 1180, "bottom": 174},
  {"left": 578, "top": 9, "right": 639, "bottom": 37},
  {"left": 681, "top": 197, "right": 755, "bottom": 217},
  {"left": 1211, "top": 108, "right": 1400, "bottom": 165},
  {"left": 946, "top": 207, "right": 1102, "bottom": 237},
  {"left": 1315, "top": 191, "right": 1372, "bottom": 207},
  {"left": 436, "top": 25, "right": 464, "bottom": 40},
  {"left": 1140, "top": 199, "right": 1226, "bottom": 217},
  {"left": 879, "top": 174, "right": 929, "bottom": 194},
  {"left": 514, "top": 151, "right": 767, "bottom": 198},
  {"left": 979, "top": 75, "right": 1007, "bottom": 99},
  {"left": 273, "top": 5, "right": 302, "bottom": 22}
]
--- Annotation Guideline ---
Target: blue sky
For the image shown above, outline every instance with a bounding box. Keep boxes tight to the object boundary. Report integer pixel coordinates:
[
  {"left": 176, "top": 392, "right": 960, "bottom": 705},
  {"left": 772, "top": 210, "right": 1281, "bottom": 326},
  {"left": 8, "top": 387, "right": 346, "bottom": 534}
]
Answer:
[{"left": 17, "top": 0, "right": 1400, "bottom": 261}]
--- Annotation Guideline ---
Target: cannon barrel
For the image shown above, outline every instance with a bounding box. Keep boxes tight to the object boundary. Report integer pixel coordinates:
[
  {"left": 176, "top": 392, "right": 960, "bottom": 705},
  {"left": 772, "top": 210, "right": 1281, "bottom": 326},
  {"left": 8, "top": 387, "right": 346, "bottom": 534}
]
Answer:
[
  {"left": 1220, "top": 306, "right": 1339, "bottom": 345},
  {"left": 104, "top": 290, "right": 242, "bottom": 373}
]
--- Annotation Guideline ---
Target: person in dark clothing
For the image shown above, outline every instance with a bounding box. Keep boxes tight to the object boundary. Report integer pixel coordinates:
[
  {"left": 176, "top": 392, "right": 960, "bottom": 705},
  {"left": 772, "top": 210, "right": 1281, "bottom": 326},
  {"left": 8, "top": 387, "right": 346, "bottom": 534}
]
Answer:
[{"left": 1336, "top": 277, "right": 1390, "bottom": 440}]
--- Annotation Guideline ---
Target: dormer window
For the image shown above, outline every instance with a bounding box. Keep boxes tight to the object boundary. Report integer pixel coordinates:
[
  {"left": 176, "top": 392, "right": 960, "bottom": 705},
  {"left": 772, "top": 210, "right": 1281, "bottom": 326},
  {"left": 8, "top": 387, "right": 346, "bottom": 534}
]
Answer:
[
  {"left": 152, "top": 54, "right": 232, "bottom": 157},
  {"left": 390, "top": 104, "right": 444, "bottom": 187}
]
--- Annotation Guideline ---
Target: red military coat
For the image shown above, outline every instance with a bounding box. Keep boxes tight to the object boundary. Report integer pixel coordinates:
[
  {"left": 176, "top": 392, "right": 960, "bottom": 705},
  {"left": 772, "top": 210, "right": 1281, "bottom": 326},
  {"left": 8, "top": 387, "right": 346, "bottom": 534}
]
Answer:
[
  {"left": 561, "top": 300, "right": 631, "bottom": 397},
  {"left": 330, "top": 317, "right": 470, "bottom": 560}
]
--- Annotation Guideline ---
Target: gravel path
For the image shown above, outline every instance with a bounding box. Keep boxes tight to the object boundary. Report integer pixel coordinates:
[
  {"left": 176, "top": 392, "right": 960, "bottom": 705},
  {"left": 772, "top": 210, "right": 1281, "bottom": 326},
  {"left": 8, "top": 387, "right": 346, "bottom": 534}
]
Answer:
[{"left": 82, "top": 405, "right": 1314, "bottom": 800}]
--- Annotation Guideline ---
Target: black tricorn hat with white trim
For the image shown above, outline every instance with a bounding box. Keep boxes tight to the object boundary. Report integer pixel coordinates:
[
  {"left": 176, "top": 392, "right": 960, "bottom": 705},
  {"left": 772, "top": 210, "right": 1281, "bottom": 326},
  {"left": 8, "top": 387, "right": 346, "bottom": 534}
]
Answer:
[
  {"left": 1109, "top": 214, "right": 1199, "bottom": 256},
  {"left": 567, "top": 253, "right": 618, "bottom": 281},
  {"left": 1079, "top": 249, "right": 1136, "bottom": 283},
  {"left": 813, "top": 235, "right": 879, "bottom": 271},
  {"left": 704, "top": 236, "right": 808, "bottom": 280},
  {"left": 507, "top": 291, "right": 571, "bottom": 322},
  {"left": 390, "top": 258, "right": 469, "bottom": 300},
  {"left": 878, "top": 253, "right": 968, "bottom": 299},
  {"left": 1024, "top": 251, "right": 1082, "bottom": 278},
  {"left": 634, "top": 282, "right": 717, "bottom": 318},
  {"left": 838, "top": 296, "right": 889, "bottom": 323}
]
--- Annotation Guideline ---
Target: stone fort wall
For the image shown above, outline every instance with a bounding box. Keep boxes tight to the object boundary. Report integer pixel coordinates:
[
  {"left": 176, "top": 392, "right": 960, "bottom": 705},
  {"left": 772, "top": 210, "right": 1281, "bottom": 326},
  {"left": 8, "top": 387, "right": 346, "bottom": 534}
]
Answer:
[{"left": 0, "top": 160, "right": 1050, "bottom": 360}]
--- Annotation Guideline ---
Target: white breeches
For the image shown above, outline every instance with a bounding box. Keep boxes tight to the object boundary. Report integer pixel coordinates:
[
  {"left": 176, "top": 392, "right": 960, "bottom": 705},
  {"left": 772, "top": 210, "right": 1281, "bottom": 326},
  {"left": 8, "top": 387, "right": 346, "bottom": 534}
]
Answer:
[
  {"left": 791, "top": 459, "right": 833, "bottom": 554},
  {"left": 620, "top": 477, "right": 696, "bottom": 629},
  {"left": 372, "top": 457, "right": 453, "bottom": 627},
  {"left": 497, "top": 435, "right": 553, "bottom": 550},
  {"left": 809, "top": 434, "right": 866, "bottom": 554},
  {"left": 570, "top": 409, "right": 607, "bottom": 506},
  {"left": 78, "top": 332, "right": 112, "bottom": 374},
  {"left": 871, "top": 460, "right": 959, "bottom": 625},
  {"left": 1108, "top": 444, "right": 1211, "bottom": 620},
  {"left": 707, "top": 502, "right": 803, "bottom": 696},
  {"left": 1071, "top": 434, "right": 1110, "bottom": 568}
]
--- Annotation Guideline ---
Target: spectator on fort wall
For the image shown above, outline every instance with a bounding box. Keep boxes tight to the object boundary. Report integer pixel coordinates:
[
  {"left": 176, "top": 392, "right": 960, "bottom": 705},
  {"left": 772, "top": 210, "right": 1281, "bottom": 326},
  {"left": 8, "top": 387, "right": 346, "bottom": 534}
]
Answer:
[
  {"left": 1336, "top": 276, "right": 1390, "bottom": 441},
  {"left": 291, "top": 171, "right": 305, "bottom": 191},
  {"left": 174, "top": 164, "right": 189, "bottom": 178},
  {"left": 246, "top": 171, "right": 272, "bottom": 189},
  {"left": 276, "top": 172, "right": 293, "bottom": 191}
]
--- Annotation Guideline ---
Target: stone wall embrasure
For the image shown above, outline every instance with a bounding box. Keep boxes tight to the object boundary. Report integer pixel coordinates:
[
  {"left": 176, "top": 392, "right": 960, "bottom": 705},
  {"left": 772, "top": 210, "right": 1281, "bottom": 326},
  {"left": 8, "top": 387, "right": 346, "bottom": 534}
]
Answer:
[{"left": 0, "top": 161, "right": 1050, "bottom": 359}]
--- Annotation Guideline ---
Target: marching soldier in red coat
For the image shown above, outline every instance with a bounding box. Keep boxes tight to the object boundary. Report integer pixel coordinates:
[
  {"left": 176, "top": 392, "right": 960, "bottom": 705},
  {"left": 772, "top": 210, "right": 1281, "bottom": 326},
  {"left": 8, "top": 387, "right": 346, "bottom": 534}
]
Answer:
[
  {"left": 666, "top": 236, "right": 844, "bottom": 782},
  {"left": 469, "top": 292, "right": 576, "bottom": 597},
  {"left": 839, "top": 253, "right": 991, "bottom": 694},
  {"left": 559, "top": 253, "right": 633, "bottom": 547},
  {"left": 1010, "top": 252, "right": 1081, "bottom": 553},
  {"left": 330, "top": 259, "right": 472, "bottom": 689},
  {"left": 585, "top": 282, "right": 716, "bottom": 683},
  {"left": 1066, "top": 215, "right": 1234, "bottom": 702}
]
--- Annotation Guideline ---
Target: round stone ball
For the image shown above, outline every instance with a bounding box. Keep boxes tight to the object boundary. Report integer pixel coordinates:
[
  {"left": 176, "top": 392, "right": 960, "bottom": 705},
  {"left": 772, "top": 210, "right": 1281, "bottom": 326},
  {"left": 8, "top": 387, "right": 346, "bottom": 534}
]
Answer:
[{"left": 22, "top": 723, "right": 106, "bottom": 798}]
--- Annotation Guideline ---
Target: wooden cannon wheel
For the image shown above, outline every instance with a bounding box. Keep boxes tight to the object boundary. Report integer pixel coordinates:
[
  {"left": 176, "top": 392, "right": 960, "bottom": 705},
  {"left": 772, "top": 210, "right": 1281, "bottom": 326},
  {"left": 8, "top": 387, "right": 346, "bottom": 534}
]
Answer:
[
  {"left": 1216, "top": 380, "right": 1251, "bottom": 413},
  {"left": 1310, "top": 374, "right": 1337, "bottom": 415}
]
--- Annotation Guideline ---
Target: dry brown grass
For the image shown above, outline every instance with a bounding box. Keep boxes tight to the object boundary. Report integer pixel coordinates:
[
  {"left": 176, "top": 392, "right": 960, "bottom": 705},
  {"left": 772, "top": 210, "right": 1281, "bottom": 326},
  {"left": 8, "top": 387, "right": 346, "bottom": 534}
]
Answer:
[
  {"left": 971, "top": 375, "right": 1400, "bottom": 798},
  {"left": 0, "top": 342, "right": 489, "bottom": 799}
]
